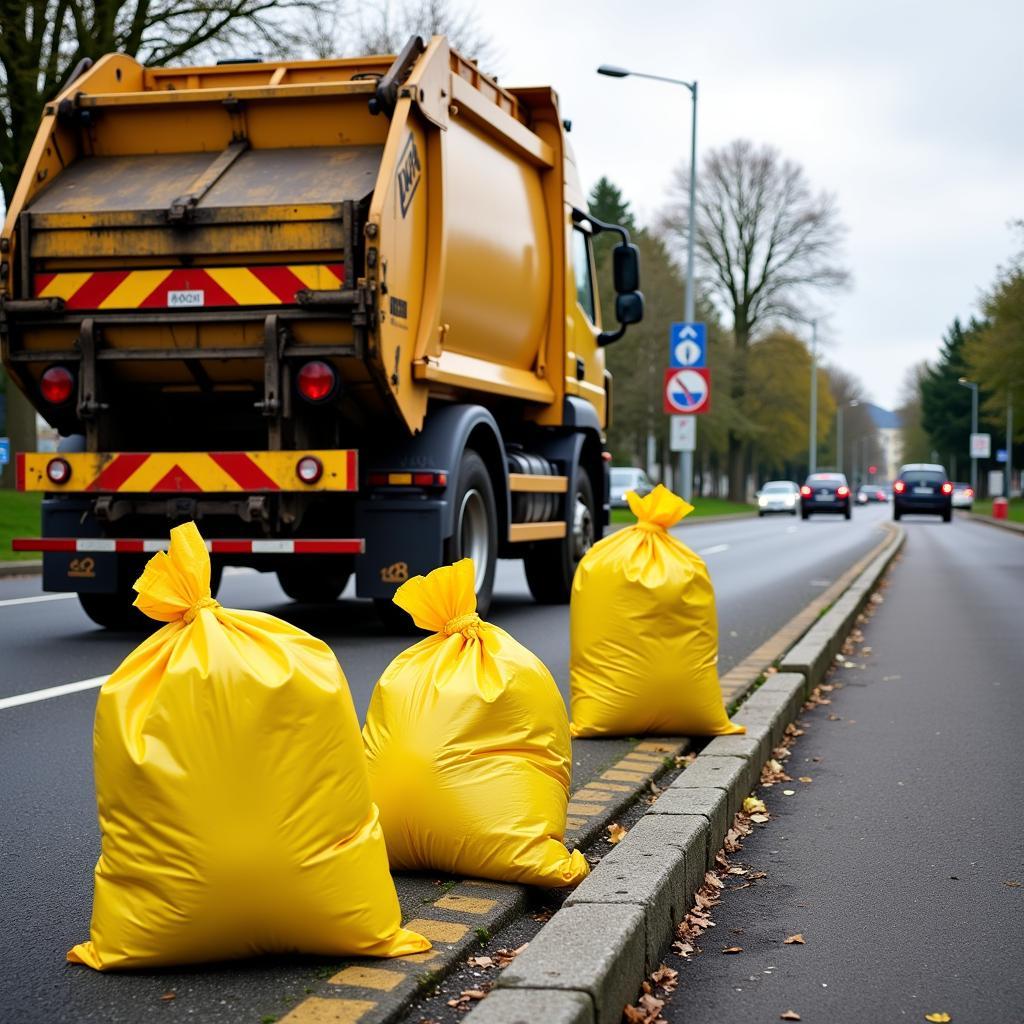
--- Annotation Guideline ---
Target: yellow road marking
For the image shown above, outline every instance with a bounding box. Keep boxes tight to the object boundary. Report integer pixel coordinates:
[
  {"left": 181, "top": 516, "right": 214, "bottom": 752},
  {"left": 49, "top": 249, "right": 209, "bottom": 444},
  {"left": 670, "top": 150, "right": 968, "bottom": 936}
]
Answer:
[
  {"left": 329, "top": 966, "right": 404, "bottom": 991},
  {"left": 623, "top": 752, "right": 666, "bottom": 763},
  {"left": 434, "top": 894, "right": 497, "bottom": 915},
  {"left": 601, "top": 770, "right": 647, "bottom": 783},
  {"left": 580, "top": 781, "right": 631, "bottom": 793},
  {"left": 278, "top": 997, "right": 376, "bottom": 1023},
  {"left": 567, "top": 801, "right": 607, "bottom": 816},
  {"left": 396, "top": 948, "right": 440, "bottom": 963},
  {"left": 635, "top": 741, "right": 677, "bottom": 753},
  {"left": 403, "top": 918, "right": 469, "bottom": 943},
  {"left": 565, "top": 817, "right": 585, "bottom": 829}
]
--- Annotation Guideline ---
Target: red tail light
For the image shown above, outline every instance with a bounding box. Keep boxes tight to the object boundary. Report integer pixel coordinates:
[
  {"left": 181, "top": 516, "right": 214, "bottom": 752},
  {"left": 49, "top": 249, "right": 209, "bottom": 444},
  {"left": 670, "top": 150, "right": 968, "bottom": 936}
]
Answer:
[
  {"left": 941, "top": 481, "right": 953, "bottom": 495},
  {"left": 40, "top": 366, "right": 75, "bottom": 405},
  {"left": 894, "top": 480, "right": 906, "bottom": 493},
  {"left": 800, "top": 485, "right": 811, "bottom": 497},
  {"left": 837, "top": 485, "right": 850, "bottom": 497},
  {"left": 965, "top": 488, "right": 974, "bottom": 497},
  {"left": 296, "top": 360, "right": 337, "bottom": 402},
  {"left": 876, "top": 491, "right": 885, "bottom": 499}
]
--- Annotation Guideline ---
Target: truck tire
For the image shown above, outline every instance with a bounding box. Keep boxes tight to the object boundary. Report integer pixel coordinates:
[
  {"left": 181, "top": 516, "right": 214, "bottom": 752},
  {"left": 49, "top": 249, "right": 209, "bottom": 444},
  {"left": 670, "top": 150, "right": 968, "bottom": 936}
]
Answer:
[
  {"left": 277, "top": 567, "right": 350, "bottom": 604},
  {"left": 78, "top": 563, "right": 223, "bottom": 630},
  {"left": 374, "top": 449, "right": 497, "bottom": 631},
  {"left": 524, "top": 467, "right": 595, "bottom": 604}
]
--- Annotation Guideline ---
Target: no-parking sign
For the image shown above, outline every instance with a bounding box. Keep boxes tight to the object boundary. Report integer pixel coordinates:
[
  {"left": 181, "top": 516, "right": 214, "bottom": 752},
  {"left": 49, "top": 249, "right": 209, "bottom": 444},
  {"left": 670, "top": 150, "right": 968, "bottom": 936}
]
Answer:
[{"left": 663, "top": 368, "right": 711, "bottom": 414}]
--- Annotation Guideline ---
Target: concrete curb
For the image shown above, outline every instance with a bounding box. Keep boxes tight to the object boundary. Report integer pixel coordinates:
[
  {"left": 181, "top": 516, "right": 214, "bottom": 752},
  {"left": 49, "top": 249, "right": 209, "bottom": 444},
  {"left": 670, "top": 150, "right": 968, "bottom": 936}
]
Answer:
[
  {"left": 467, "top": 527, "right": 906, "bottom": 1024},
  {"left": 965, "top": 511, "right": 1024, "bottom": 535},
  {"left": 0, "top": 560, "right": 41, "bottom": 577}
]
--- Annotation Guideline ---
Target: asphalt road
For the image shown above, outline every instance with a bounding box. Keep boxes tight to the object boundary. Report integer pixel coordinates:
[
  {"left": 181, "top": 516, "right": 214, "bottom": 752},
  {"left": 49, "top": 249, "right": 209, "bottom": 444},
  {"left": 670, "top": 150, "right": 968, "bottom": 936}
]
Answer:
[
  {"left": 663, "top": 514, "right": 1024, "bottom": 1022},
  {"left": 0, "top": 505, "right": 890, "bottom": 1023}
]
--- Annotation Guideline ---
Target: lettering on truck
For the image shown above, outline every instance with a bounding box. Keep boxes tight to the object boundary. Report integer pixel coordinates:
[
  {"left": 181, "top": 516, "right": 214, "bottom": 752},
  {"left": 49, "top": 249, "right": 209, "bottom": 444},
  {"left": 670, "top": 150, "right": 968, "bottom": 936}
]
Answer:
[{"left": 397, "top": 135, "right": 422, "bottom": 217}]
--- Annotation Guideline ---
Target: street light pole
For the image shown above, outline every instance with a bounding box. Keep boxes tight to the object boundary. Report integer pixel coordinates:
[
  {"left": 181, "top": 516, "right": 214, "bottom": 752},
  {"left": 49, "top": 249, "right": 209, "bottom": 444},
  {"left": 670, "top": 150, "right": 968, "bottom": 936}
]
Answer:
[
  {"left": 958, "top": 377, "right": 979, "bottom": 494},
  {"left": 837, "top": 399, "right": 858, "bottom": 475},
  {"left": 808, "top": 320, "right": 818, "bottom": 475},
  {"left": 1007, "top": 384, "right": 1015, "bottom": 501},
  {"left": 598, "top": 64, "right": 697, "bottom": 501}
]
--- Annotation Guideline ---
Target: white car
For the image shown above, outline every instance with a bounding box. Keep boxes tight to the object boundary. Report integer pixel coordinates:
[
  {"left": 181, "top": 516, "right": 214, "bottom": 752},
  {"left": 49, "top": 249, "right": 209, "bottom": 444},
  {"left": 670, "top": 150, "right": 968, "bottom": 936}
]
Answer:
[
  {"left": 951, "top": 483, "right": 975, "bottom": 509},
  {"left": 757, "top": 480, "right": 800, "bottom": 516},
  {"left": 610, "top": 466, "right": 654, "bottom": 508}
]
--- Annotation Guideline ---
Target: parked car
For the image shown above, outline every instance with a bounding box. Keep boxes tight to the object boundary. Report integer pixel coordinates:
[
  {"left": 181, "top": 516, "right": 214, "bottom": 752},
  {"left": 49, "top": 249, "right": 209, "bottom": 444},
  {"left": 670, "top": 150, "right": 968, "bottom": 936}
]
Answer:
[
  {"left": 800, "top": 472, "right": 852, "bottom": 520},
  {"left": 952, "top": 482, "right": 975, "bottom": 510},
  {"left": 610, "top": 467, "right": 654, "bottom": 508},
  {"left": 757, "top": 480, "right": 801, "bottom": 516},
  {"left": 892, "top": 464, "right": 953, "bottom": 522},
  {"left": 856, "top": 484, "right": 889, "bottom": 505}
]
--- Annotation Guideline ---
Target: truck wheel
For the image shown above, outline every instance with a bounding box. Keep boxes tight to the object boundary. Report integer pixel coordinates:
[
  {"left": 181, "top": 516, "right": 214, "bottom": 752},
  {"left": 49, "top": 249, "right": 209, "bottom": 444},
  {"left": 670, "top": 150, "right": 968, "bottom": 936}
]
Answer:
[
  {"left": 444, "top": 450, "right": 498, "bottom": 617},
  {"left": 524, "top": 467, "right": 595, "bottom": 604},
  {"left": 277, "top": 566, "right": 349, "bottom": 603}
]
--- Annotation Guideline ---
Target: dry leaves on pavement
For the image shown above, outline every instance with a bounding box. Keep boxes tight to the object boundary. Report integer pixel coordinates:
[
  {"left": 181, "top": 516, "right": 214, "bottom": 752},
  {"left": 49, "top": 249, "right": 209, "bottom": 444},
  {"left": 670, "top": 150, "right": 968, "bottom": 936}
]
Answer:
[
  {"left": 924, "top": 1014, "right": 952, "bottom": 1023},
  {"left": 624, "top": 964, "right": 679, "bottom": 1024},
  {"left": 743, "top": 796, "right": 767, "bottom": 815},
  {"left": 466, "top": 944, "right": 527, "bottom": 970},
  {"left": 784, "top": 933, "right": 805, "bottom": 944},
  {"left": 446, "top": 988, "right": 489, "bottom": 1009},
  {"left": 780, "top": 1012, "right": 802, "bottom": 1021},
  {"left": 722, "top": 946, "right": 743, "bottom": 954},
  {"left": 606, "top": 822, "right": 628, "bottom": 844}
]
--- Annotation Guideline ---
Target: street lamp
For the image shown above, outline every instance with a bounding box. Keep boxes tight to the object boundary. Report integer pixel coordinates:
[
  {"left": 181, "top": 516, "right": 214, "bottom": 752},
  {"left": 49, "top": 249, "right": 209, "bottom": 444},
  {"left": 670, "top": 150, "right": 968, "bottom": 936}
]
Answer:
[
  {"left": 598, "top": 63, "right": 698, "bottom": 499},
  {"left": 805, "top": 320, "right": 819, "bottom": 474},
  {"left": 837, "top": 399, "right": 858, "bottom": 475},
  {"left": 957, "top": 377, "right": 979, "bottom": 494}
]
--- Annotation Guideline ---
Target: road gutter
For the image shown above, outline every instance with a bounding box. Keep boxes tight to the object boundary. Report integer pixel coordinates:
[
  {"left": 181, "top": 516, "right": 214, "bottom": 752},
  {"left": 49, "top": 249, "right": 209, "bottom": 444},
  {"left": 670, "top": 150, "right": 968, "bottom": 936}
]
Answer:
[
  {"left": 465, "top": 524, "right": 905, "bottom": 1024},
  {"left": 964, "top": 511, "right": 1024, "bottom": 535}
]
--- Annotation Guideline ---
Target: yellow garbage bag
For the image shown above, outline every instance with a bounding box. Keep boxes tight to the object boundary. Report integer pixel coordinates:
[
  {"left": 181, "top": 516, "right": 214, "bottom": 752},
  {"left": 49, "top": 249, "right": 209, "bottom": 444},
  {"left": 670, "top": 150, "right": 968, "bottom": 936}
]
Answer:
[
  {"left": 569, "top": 485, "right": 745, "bottom": 738},
  {"left": 69, "top": 522, "right": 428, "bottom": 970},
  {"left": 363, "top": 559, "right": 589, "bottom": 888}
]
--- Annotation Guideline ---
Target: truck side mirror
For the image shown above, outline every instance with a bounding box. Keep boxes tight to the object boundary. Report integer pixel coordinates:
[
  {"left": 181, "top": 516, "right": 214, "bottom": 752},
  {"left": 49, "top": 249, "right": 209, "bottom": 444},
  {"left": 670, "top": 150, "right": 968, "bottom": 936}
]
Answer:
[
  {"left": 616, "top": 291, "right": 644, "bottom": 325},
  {"left": 613, "top": 244, "right": 640, "bottom": 293}
]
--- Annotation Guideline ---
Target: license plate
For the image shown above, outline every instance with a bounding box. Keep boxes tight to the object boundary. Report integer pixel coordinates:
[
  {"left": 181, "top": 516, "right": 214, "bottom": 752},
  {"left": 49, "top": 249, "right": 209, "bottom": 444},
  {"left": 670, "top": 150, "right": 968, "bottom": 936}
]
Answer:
[
  {"left": 913, "top": 486, "right": 932, "bottom": 495},
  {"left": 817, "top": 490, "right": 831, "bottom": 498}
]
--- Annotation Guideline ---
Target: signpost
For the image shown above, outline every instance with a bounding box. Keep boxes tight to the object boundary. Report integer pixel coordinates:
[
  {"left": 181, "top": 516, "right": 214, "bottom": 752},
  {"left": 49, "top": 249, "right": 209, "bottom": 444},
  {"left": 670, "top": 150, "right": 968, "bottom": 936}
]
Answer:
[
  {"left": 669, "top": 415, "right": 696, "bottom": 452},
  {"left": 663, "top": 368, "right": 711, "bottom": 415},
  {"left": 0, "top": 437, "right": 9, "bottom": 467},
  {"left": 970, "top": 433, "right": 991, "bottom": 459},
  {"left": 666, "top": 323, "right": 708, "bottom": 501}
]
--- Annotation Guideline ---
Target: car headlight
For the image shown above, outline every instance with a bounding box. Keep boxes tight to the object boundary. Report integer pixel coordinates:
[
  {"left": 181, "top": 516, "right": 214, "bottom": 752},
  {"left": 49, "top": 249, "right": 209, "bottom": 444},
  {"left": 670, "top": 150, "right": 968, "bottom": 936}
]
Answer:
[
  {"left": 784, "top": 495, "right": 795, "bottom": 506},
  {"left": 758, "top": 495, "right": 769, "bottom": 506}
]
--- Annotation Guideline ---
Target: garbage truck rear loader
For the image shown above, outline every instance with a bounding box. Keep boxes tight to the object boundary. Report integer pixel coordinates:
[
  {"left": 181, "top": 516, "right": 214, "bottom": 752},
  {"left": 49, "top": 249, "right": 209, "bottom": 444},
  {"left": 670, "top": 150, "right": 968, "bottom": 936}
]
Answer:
[{"left": 1, "top": 36, "right": 642, "bottom": 627}]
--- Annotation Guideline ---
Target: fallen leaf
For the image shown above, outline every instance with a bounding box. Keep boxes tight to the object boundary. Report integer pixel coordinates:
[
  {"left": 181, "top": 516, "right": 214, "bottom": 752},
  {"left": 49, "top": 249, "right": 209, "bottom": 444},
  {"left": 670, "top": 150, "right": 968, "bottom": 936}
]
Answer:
[
  {"left": 705, "top": 872, "right": 725, "bottom": 890},
  {"left": 743, "top": 796, "right": 768, "bottom": 815},
  {"left": 780, "top": 1012, "right": 802, "bottom": 1021},
  {"left": 784, "top": 934, "right": 805, "bottom": 944},
  {"left": 672, "top": 940, "right": 694, "bottom": 958},
  {"left": 606, "top": 822, "right": 628, "bottom": 844},
  {"left": 722, "top": 946, "right": 743, "bottom": 954},
  {"left": 782, "top": 789, "right": 796, "bottom": 796},
  {"left": 159, "top": 992, "right": 176, "bottom": 1002},
  {"left": 748, "top": 871, "right": 768, "bottom": 880},
  {"left": 798, "top": 776, "right": 813, "bottom": 783},
  {"left": 749, "top": 813, "right": 770, "bottom": 824},
  {"left": 467, "top": 955, "right": 494, "bottom": 968},
  {"left": 1004, "top": 880, "right": 1022, "bottom": 888},
  {"left": 924, "top": 1014, "right": 951, "bottom": 1023},
  {"left": 828, "top": 714, "right": 841, "bottom": 721},
  {"left": 727, "top": 866, "right": 748, "bottom": 875}
]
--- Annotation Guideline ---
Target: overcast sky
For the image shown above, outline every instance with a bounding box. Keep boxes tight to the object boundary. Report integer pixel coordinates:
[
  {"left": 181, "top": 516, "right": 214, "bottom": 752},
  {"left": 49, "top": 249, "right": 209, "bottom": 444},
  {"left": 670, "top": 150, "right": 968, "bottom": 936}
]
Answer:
[{"left": 472, "top": 0, "right": 1023, "bottom": 410}]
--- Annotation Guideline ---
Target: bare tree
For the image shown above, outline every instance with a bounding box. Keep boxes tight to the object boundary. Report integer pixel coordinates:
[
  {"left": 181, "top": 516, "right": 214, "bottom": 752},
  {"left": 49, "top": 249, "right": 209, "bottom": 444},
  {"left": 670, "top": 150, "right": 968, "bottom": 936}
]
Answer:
[
  {"left": 660, "top": 139, "right": 850, "bottom": 499},
  {"left": 299, "top": 0, "right": 499, "bottom": 67}
]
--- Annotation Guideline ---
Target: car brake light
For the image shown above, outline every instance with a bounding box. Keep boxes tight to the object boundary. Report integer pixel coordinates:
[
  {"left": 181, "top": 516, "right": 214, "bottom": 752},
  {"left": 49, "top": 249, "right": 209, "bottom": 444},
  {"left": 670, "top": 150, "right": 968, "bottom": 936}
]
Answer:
[
  {"left": 800, "top": 485, "right": 811, "bottom": 497},
  {"left": 837, "top": 485, "right": 850, "bottom": 497},
  {"left": 46, "top": 457, "right": 71, "bottom": 485},
  {"left": 296, "top": 360, "right": 337, "bottom": 402},
  {"left": 965, "top": 488, "right": 974, "bottom": 497},
  {"left": 40, "top": 366, "right": 75, "bottom": 405},
  {"left": 296, "top": 455, "right": 323, "bottom": 484},
  {"left": 941, "top": 481, "right": 953, "bottom": 495},
  {"left": 894, "top": 480, "right": 906, "bottom": 493}
]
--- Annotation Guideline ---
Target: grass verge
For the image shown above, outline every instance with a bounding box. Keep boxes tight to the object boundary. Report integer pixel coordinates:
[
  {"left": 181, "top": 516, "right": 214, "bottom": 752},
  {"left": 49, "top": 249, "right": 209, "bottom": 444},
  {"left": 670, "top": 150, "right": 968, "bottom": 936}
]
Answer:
[
  {"left": 0, "top": 490, "right": 42, "bottom": 560},
  {"left": 610, "top": 496, "right": 754, "bottom": 525},
  {"left": 971, "top": 498, "right": 1024, "bottom": 523}
]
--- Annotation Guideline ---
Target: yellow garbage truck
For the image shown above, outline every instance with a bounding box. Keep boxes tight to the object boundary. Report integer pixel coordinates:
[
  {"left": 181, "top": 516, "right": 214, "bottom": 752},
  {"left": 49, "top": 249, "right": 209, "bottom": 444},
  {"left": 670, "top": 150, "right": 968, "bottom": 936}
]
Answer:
[{"left": 1, "top": 36, "right": 642, "bottom": 627}]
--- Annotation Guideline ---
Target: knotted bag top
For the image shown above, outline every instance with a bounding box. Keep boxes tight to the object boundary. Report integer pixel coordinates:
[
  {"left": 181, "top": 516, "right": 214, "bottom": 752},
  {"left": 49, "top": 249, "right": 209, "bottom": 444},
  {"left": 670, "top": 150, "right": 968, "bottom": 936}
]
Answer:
[
  {"left": 393, "top": 559, "right": 482, "bottom": 638},
  {"left": 132, "top": 521, "right": 221, "bottom": 624},
  {"left": 626, "top": 484, "right": 694, "bottom": 530}
]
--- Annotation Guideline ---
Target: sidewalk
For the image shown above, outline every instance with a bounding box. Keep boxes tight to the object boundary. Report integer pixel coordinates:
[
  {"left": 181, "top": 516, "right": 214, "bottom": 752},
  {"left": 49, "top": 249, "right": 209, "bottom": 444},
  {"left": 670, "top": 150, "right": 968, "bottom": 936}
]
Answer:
[{"left": 659, "top": 519, "right": 1024, "bottom": 1021}]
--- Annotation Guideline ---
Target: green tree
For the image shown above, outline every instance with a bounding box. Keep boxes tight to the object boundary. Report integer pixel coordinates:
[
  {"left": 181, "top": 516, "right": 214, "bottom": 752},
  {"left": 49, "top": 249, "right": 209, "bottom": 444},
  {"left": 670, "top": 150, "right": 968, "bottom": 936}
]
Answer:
[{"left": 920, "top": 318, "right": 983, "bottom": 467}]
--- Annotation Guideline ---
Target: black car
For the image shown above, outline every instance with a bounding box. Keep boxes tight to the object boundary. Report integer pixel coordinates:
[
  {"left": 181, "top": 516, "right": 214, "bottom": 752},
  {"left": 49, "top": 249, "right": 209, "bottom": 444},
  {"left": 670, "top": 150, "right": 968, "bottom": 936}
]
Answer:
[
  {"left": 800, "top": 472, "right": 852, "bottom": 519},
  {"left": 893, "top": 464, "right": 953, "bottom": 522}
]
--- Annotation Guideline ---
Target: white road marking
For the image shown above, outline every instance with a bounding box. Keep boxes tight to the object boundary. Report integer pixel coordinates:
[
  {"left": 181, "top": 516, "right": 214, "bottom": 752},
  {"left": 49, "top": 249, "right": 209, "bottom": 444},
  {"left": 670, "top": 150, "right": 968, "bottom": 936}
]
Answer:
[
  {"left": 700, "top": 543, "right": 730, "bottom": 555},
  {"left": 0, "top": 675, "right": 107, "bottom": 712},
  {"left": 0, "top": 592, "right": 77, "bottom": 609}
]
